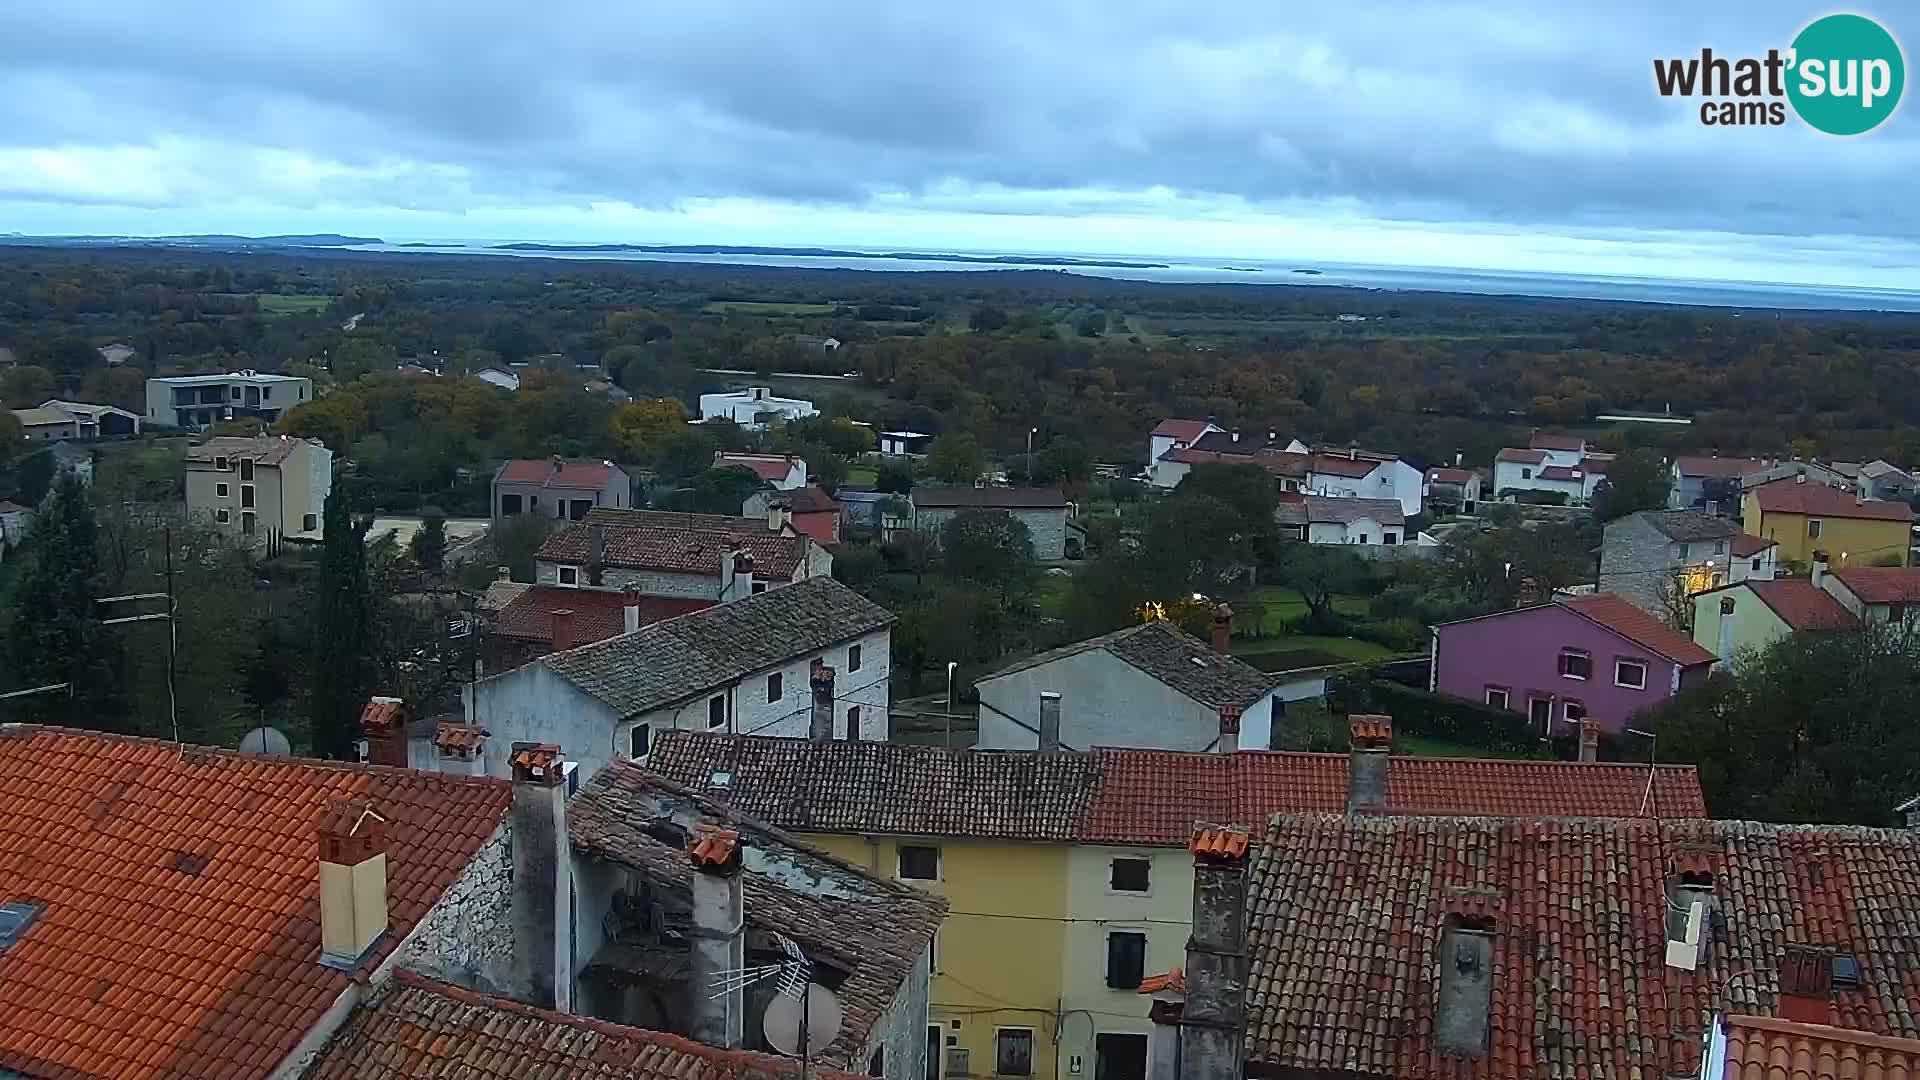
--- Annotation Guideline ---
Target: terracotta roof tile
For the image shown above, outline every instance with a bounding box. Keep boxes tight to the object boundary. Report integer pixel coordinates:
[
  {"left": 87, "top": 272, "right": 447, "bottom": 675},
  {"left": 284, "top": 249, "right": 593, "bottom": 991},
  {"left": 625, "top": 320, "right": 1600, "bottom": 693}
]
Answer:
[
  {"left": 1731, "top": 532, "right": 1777, "bottom": 557},
  {"left": 1189, "top": 823, "right": 1249, "bottom": 860},
  {"left": 1562, "top": 592, "right": 1719, "bottom": 665},
  {"left": 1753, "top": 480, "right": 1915, "bottom": 521},
  {"left": 768, "top": 485, "right": 838, "bottom": 514},
  {"left": 493, "top": 585, "right": 712, "bottom": 645},
  {"left": 1152, "top": 419, "right": 1217, "bottom": 441},
  {"left": 182, "top": 435, "right": 313, "bottom": 467},
  {"left": 306, "top": 970, "right": 866, "bottom": 1080},
  {"left": 1246, "top": 816, "right": 1920, "bottom": 1080},
  {"left": 1830, "top": 567, "right": 1920, "bottom": 605},
  {"left": 359, "top": 696, "right": 404, "bottom": 736},
  {"left": 1539, "top": 464, "right": 1588, "bottom": 481},
  {"left": 1741, "top": 579, "right": 1859, "bottom": 631},
  {"left": 1137, "top": 968, "right": 1186, "bottom": 995},
  {"left": 1722, "top": 1015, "right": 1920, "bottom": 1080},
  {"left": 0, "top": 726, "right": 510, "bottom": 1080},
  {"left": 688, "top": 825, "right": 740, "bottom": 867},
  {"left": 495, "top": 457, "right": 618, "bottom": 488},
  {"left": 1349, "top": 714, "right": 1393, "bottom": 745},
  {"left": 537, "top": 508, "right": 813, "bottom": 578},
  {"left": 1427, "top": 467, "right": 1474, "bottom": 485},
  {"left": 717, "top": 452, "right": 801, "bottom": 482},
  {"left": 1307, "top": 453, "right": 1383, "bottom": 479},
  {"left": 433, "top": 722, "right": 487, "bottom": 754},
  {"left": 1495, "top": 448, "right": 1549, "bottom": 464}
]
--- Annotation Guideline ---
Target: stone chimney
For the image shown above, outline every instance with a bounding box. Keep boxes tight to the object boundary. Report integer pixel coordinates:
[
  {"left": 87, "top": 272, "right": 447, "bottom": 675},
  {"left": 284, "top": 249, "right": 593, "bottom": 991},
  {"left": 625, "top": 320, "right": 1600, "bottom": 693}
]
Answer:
[
  {"left": 550, "top": 608, "right": 577, "bottom": 653},
  {"left": 1140, "top": 969, "right": 1186, "bottom": 1080},
  {"left": 587, "top": 523, "right": 606, "bottom": 587},
  {"left": 767, "top": 503, "right": 792, "bottom": 533},
  {"left": 1217, "top": 704, "right": 1242, "bottom": 754},
  {"left": 509, "top": 743, "right": 572, "bottom": 1012},
  {"left": 1779, "top": 944, "right": 1834, "bottom": 1025},
  {"left": 1811, "top": 550, "right": 1830, "bottom": 589},
  {"left": 434, "top": 722, "right": 489, "bottom": 778},
  {"left": 361, "top": 696, "right": 407, "bottom": 768},
  {"left": 623, "top": 589, "right": 642, "bottom": 635},
  {"left": 810, "top": 661, "right": 836, "bottom": 742},
  {"left": 1347, "top": 715, "right": 1392, "bottom": 814},
  {"left": 1578, "top": 718, "right": 1599, "bottom": 763},
  {"left": 1717, "top": 595, "right": 1737, "bottom": 660},
  {"left": 1435, "top": 900, "right": 1496, "bottom": 1057},
  {"left": 317, "top": 800, "right": 389, "bottom": 969},
  {"left": 688, "top": 824, "right": 747, "bottom": 1049},
  {"left": 720, "top": 550, "right": 755, "bottom": 603},
  {"left": 1179, "top": 825, "right": 1249, "bottom": 1080},
  {"left": 1038, "top": 691, "right": 1062, "bottom": 751},
  {"left": 1210, "top": 603, "right": 1232, "bottom": 654}
]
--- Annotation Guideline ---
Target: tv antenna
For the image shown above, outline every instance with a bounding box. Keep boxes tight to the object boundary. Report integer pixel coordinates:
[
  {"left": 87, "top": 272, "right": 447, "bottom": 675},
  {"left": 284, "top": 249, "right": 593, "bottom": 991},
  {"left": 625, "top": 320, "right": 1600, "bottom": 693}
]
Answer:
[{"left": 710, "top": 931, "right": 844, "bottom": 1066}]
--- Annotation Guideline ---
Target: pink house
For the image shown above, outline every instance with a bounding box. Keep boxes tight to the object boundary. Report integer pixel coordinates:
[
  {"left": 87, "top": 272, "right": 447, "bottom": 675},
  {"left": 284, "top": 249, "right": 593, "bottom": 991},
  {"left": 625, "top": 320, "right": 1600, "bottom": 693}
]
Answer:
[{"left": 1430, "top": 593, "right": 1716, "bottom": 736}]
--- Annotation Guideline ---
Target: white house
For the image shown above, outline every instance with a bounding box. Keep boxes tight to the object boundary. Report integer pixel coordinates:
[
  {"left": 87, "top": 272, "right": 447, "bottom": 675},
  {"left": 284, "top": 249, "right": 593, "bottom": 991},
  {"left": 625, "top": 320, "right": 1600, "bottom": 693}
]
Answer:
[
  {"left": 474, "top": 367, "right": 521, "bottom": 391},
  {"left": 698, "top": 386, "right": 818, "bottom": 429},
  {"left": 464, "top": 576, "right": 894, "bottom": 782},
  {"left": 972, "top": 618, "right": 1284, "bottom": 752},
  {"left": 878, "top": 430, "right": 934, "bottom": 456},
  {"left": 1303, "top": 449, "right": 1424, "bottom": 516},
  {"left": 1275, "top": 495, "right": 1409, "bottom": 546},
  {"left": 1493, "top": 433, "right": 1613, "bottom": 503},
  {"left": 714, "top": 451, "right": 808, "bottom": 490},
  {"left": 533, "top": 507, "right": 832, "bottom": 598},
  {"left": 144, "top": 370, "right": 312, "bottom": 428},
  {"left": 1147, "top": 418, "right": 1222, "bottom": 483}
]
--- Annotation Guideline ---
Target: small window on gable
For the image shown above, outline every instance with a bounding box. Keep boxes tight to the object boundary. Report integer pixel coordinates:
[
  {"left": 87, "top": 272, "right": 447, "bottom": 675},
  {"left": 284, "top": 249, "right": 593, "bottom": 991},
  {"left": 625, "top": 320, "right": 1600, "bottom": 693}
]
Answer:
[
  {"left": 630, "top": 723, "right": 650, "bottom": 759},
  {"left": 707, "top": 695, "right": 726, "bottom": 729},
  {"left": 558, "top": 566, "right": 578, "bottom": 586},
  {"left": 1615, "top": 659, "right": 1648, "bottom": 689},
  {"left": 767, "top": 672, "right": 782, "bottom": 702},
  {"left": 1110, "top": 858, "right": 1151, "bottom": 893},
  {"left": 1558, "top": 650, "right": 1591, "bottom": 680},
  {"left": 849, "top": 643, "right": 863, "bottom": 672},
  {"left": 215, "top": 456, "right": 229, "bottom": 471},
  {"left": 898, "top": 845, "right": 940, "bottom": 881},
  {"left": 1751, "top": 558, "right": 1762, "bottom": 572}
]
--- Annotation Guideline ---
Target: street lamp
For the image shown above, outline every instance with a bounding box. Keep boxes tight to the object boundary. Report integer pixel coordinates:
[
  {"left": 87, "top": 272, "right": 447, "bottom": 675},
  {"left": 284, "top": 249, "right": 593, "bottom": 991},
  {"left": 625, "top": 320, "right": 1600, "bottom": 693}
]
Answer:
[
  {"left": 945, "top": 661, "right": 959, "bottom": 749},
  {"left": 1027, "top": 427, "right": 1038, "bottom": 483}
]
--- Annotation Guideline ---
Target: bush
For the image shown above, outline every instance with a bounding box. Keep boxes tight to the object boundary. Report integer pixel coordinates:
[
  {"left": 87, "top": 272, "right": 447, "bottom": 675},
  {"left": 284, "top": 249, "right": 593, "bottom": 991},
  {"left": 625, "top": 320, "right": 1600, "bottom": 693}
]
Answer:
[
  {"left": 1497, "top": 488, "right": 1570, "bottom": 506},
  {"left": 1348, "top": 617, "right": 1426, "bottom": 652},
  {"left": 1272, "top": 700, "right": 1344, "bottom": 752},
  {"left": 1329, "top": 675, "right": 1542, "bottom": 755}
]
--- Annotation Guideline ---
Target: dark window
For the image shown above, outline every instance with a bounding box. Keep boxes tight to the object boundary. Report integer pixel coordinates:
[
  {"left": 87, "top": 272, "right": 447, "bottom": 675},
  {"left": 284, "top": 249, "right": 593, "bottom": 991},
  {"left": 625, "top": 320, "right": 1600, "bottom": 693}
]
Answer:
[
  {"left": 501, "top": 493, "right": 522, "bottom": 515},
  {"left": 216, "top": 509, "right": 231, "bottom": 524},
  {"left": 241, "top": 485, "right": 255, "bottom": 509},
  {"left": 1558, "top": 650, "right": 1591, "bottom": 679},
  {"left": 708, "top": 696, "right": 726, "bottom": 729},
  {"left": 1106, "top": 931, "right": 1147, "bottom": 989},
  {"left": 303, "top": 513, "right": 318, "bottom": 531},
  {"left": 1383, "top": 531, "right": 1399, "bottom": 545},
  {"left": 0, "top": 900, "right": 44, "bottom": 953},
  {"left": 898, "top": 845, "right": 940, "bottom": 880},
  {"left": 240, "top": 512, "right": 256, "bottom": 536},
  {"left": 240, "top": 459, "right": 254, "bottom": 481},
  {"left": 630, "top": 724, "right": 650, "bottom": 758},
  {"left": 1751, "top": 558, "right": 1762, "bottom": 572},
  {"left": 1891, "top": 603, "right": 1908, "bottom": 621},
  {"left": 849, "top": 644, "right": 863, "bottom": 672},
  {"left": 869, "top": 1049, "right": 885, "bottom": 1078},
  {"left": 767, "top": 672, "right": 783, "bottom": 702},
  {"left": 558, "top": 566, "right": 578, "bottom": 586},
  {"left": 847, "top": 706, "right": 861, "bottom": 740},
  {"left": 752, "top": 582, "right": 768, "bottom": 594},
  {"left": 216, "top": 483, "right": 228, "bottom": 497},
  {"left": 1616, "top": 659, "right": 1648, "bottom": 689},
  {"left": 1094, "top": 1034, "right": 1148, "bottom": 1080},
  {"left": 1485, "top": 687, "right": 1509, "bottom": 710},
  {"left": 1808, "top": 519, "right": 1823, "bottom": 538},
  {"left": 214, "top": 456, "right": 229, "bottom": 471},
  {"left": 1564, "top": 700, "right": 1586, "bottom": 723},
  {"left": 1110, "top": 858, "right": 1150, "bottom": 893},
  {"left": 1528, "top": 697, "right": 1552, "bottom": 730},
  {"left": 995, "top": 1030, "right": 1033, "bottom": 1077},
  {"left": 569, "top": 499, "right": 592, "bottom": 520}
]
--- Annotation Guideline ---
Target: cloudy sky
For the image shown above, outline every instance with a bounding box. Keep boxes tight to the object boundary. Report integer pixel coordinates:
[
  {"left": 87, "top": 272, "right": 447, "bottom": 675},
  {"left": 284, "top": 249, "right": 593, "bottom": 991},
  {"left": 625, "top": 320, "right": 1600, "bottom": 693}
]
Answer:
[{"left": 1, "top": 1, "right": 1915, "bottom": 286}]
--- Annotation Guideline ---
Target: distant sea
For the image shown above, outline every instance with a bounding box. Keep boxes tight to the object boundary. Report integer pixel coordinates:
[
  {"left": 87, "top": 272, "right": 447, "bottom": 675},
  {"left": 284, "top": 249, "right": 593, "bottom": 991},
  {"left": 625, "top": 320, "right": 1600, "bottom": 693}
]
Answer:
[{"left": 359, "top": 240, "right": 1920, "bottom": 313}]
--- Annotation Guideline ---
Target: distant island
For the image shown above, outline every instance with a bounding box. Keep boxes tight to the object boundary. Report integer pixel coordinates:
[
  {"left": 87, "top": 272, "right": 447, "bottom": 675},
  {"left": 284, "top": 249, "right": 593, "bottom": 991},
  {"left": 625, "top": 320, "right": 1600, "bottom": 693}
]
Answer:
[
  {"left": 1219, "top": 266, "right": 1263, "bottom": 273},
  {"left": 0, "top": 233, "right": 382, "bottom": 248},
  {"left": 488, "top": 242, "right": 1170, "bottom": 269},
  {"left": 1292, "top": 268, "right": 1324, "bottom": 275}
]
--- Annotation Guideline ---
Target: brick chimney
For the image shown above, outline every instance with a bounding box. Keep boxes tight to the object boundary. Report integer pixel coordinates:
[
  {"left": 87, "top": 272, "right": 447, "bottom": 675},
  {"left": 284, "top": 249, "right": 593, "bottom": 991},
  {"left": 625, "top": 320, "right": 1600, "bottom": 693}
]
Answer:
[
  {"left": 509, "top": 743, "right": 572, "bottom": 1012},
  {"left": 361, "top": 696, "right": 407, "bottom": 768},
  {"left": 1210, "top": 603, "right": 1232, "bottom": 654},
  {"left": 1811, "top": 550, "right": 1830, "bottom": 590},
  {"left": 1578, "top": 718, "right": 1599, "bottom": 763},
  {"left": 1038, "top": 691, "right": 1062, "bottom": 751},
  {"left": 688, "top": 824, "right": 746, "bottom": 1048},
  {"left": 1514, "top": 577, "right": 1543, "bottom": 608},
  {"left": 316, "top": 800, "right": 389, "bottom": 969},
  {"left": 587, "top": 523, "right": 606, "bottom": 587},
  {"left": 1179, "top": 825, "right": 1249, "bottom": 1080},
  {"left": 550, "top": 608, "right": 577, "bottom": 653},
  {"left": 720, "top": 550, "right": 755, "bottom": 603},
  {"left": 1347, "top": 715, "right": 1392, "bottom": 814},
  {"left": 1779, "top": 944, "right": 1834, "bottom": 1025},
  {"left": 1140, "top": 968, "right": 1187, "bottom": 1080},
  {"left": 1217, "top": 703, "right": 1242, "bottom": 754},
  {"left": 623, "top": 589, "right": 642, "bottom": 635},
  {"left": 810, "top": 661, "right": 836, "bottom": 742},
  {"left": 434, "top": 722, "right": 489, "bottom": 778}
]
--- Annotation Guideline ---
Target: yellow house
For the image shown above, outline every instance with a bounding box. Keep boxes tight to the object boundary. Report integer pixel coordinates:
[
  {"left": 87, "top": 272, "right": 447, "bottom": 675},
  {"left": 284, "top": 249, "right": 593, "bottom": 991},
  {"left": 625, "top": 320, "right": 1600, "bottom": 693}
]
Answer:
[
  {"left": 1689, "top": 577, "right": 1858, "bottom": 663},
  {"left": 1743, "top": 478, "right": 1912, "bottom": 568}
]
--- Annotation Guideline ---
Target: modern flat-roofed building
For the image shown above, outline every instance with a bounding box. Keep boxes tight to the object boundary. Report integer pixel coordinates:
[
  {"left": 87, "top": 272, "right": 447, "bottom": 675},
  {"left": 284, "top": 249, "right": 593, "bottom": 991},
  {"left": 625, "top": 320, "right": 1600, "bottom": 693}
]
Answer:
[{"left": 146, "top": 369, "right": 314, "bottom": 428}]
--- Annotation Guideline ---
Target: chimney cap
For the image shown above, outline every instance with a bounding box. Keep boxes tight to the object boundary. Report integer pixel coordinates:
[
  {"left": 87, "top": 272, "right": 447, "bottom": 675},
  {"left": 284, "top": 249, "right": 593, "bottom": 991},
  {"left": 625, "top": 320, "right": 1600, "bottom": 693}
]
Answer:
[
  {"left": 317, "top": 799, "right": 390, "bottom": 864},
  {"left": 510, "top": 742, "right": 566, "bottom": 785},
  {"left": 1217, "top": 702, "right": 1244, "bottom": 734},
  {"left": 359, "top": 696, "right": 406, "bottom": 735},
  {"left": 1137, "top": 967, "right": 1186, "bottom": 995},
  {"left": 689, "top": 824, "right": 743, "bottom": 873},
  {"left": 1350, "top": 714, "right": 1393, "bottom": 749},
  {"left": 1189, "top": 823, "right": 1250, "bottom": 863}
]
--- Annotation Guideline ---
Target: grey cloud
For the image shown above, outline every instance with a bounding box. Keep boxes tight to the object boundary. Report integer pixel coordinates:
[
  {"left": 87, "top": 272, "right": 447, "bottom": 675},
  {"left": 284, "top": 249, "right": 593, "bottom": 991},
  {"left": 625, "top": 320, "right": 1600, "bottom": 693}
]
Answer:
[{"left": 0, "top": 0, "right": 1912, "bottom": 240}]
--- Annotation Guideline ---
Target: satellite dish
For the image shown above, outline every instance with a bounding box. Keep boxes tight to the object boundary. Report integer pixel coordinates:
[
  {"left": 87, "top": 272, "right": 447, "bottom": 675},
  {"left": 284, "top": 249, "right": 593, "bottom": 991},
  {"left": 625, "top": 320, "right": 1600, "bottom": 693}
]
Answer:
[
  {"left": 763, "top": 984, "right": 843, "bottom": 1058},
  {"left": 238, "top": 727, "right": 292, "bottom": 756}
]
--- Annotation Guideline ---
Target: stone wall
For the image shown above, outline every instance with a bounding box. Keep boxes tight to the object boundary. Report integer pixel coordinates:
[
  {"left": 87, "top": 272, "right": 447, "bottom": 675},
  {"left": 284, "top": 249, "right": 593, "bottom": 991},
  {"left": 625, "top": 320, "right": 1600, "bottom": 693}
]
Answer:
[{"left": 393, "top": 822, "right": 517, "bottom": 996}]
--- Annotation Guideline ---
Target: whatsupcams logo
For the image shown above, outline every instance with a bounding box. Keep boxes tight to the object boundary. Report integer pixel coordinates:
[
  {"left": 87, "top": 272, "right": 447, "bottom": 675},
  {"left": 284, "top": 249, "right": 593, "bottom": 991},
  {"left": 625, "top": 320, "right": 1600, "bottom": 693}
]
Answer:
[{"left": 1653, "top": 13, "right": 1905, "bottom": 134}]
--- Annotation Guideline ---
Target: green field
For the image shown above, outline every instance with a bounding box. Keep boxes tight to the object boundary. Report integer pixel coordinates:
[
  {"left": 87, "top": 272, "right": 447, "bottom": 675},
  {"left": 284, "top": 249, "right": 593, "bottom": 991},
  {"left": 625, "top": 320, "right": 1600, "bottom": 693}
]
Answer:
[
  {"left": 254, "top": 294, "right": 332, "bottom": 316},
  {"left": 702, "top": 301, "right": 838, "bottom": 316},
  {"left": 1239, "top": 585, "right": 1369, "bottom": 632}
]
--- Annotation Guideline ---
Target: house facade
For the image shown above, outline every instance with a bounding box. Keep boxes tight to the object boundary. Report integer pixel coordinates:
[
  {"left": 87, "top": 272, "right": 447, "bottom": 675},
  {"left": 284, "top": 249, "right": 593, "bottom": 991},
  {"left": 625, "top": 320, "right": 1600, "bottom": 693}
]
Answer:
[
  {"left": 1820, "top": 564, "right": 1920, "bottom": 623},
  {"left": 183, "top": 434, "right": 333, "bottom": 548},
  {"left": 533, "top": 508, "right": 831, "bottom": 598},
  {"left": 1855, "top": 460, "right": 1918, "bottom": 502},
  {"left": 1690, "top": 576, "right": 1856, "bottom": 662},
  {"left": 1430, "top": 593, "right": 1716, "bottom": 734},
  {"left": 464, "top": 577, "right": 893, "bottom": 781},
  {"left": 972, "top": 620, "right": 1282, "bottom": 752},
  {"left": 743, "top": 485, "right": 841, "bottom": 544},
  {"left": 716, "top": 451, "right": 808, "bottom": 490},
  {"left": 1670, "top": 454, "right": 1770, "bottom": 512},
  {"left": 699, "top": 386, "right": 818, "bottom": 428},
  {"left": 1598, "top": 509, "right": 1779, "bottom": 620},
  {"left": 40, "top": 398, "right": 141, "bottom": 438},
  {"left": 1423, "top": 466, "right": 1481, "bottom": 514},
  {"left": 1743, "top": 477, "right": 1914, "bottom": 568},
  {"left": 9, "top": 406, "right": 79, "bottom": 441},
  {"left": 145, "top": 369, "right": 312, "bottom": 428},
  {"left": 1274, "top": 495, "right": 1408, "bottom": 546},
  {"left": 1147, "top": 418, "right": 1222, "bottom": 485},
  {"left": 473, "top": 367, "right": 521, "bottom": 391},
  {"left": 1303, "top": 450, "right": 1424, "bottom": 516},
  {"left": 492, "top": 457, "right": 632, "bottom": 522},
  {"left": 879, "top": 430, "right": 934, "bottom": 457},
  {"left": 911, "top": 486, "right": 1070, "bottom": 560}
]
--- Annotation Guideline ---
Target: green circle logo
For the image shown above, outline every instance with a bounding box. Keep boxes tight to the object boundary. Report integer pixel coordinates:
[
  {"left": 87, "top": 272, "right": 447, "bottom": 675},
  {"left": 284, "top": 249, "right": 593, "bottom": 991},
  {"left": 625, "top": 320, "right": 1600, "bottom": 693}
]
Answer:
[{"left": 1787, "top": 13, "right": 1905, "bottom": 135}]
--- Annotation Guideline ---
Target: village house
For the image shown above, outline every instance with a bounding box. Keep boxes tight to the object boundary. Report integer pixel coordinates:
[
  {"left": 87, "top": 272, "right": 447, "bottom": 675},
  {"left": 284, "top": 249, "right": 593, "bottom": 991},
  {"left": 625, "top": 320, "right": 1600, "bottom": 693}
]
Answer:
[
  {"left": 480, "top": 584, "right": 712, "bottom": 672},
  {"left": 473, "top": 366, "right": 521, "bottom": 391},
  {"left": 1422, "top": 465, "right": 1481, "bottom": 514},
  {"left": 1234, "top": 813, "right": 1920, "bottom": 1079},
  {"left": 533, "top": 507, "right": 831, "bottom": 596},
  {"left": 647, "top": 725, "right": 1704, "bottom": 1080},
  {"left": 144, "top": 369, "right": 312, "bottom": 428},
  {"left": 1149, "top": 445, "right": 1307, "bottom": 492},
  {"left": 1743, "top": 475, "right": 1914, "bottom": 568},
  {"left": 1690, "top": 575, "right": 1857, "bottom": 663},
  {"left": 1851, "top": 459, "right": 1919, "bottom": 502},
  {"left": 972, "top": 614, "right": 1284, "bottom": 752},
  {"left": 716, "top": 451, "right": 808, "bottom": 491},
  {"left": 1146, "top": 418, "right": 1223, "bottom": 486},
  {"left": 700, "top": 386, "right": 819, "bottom": 429},
  {"left": 1598, "top": 509, "right": 1779, "bottom": 620},
  {"left": 1669, "top": 454, "right": 1771, "bottom": 512},
  {"left": 1491, "top": 433, "right": 1612, "bottom": 503},
  {"left": 463, "top": 576, "right": 893, "bottom": 780},
  {"left": 1429, "top": 592, "right": 1717, "bottom": 735},
  {"left": 1817, "top": 560, "right": 1920, "bottom": 623},
  {"left": 1274, "top": 494, "right": 1409, "bottom": 546},
  {"left": 183, "top": 434, "right": 333, "bottom": 549},
  {"left": 1302, "top": 447, "right": 1425, "bottom": 516},
  {"left": 491, "top": 456, "right": 632, "bottom": 522},
  {"left": 879, "top": 430, "right": 935, "bottom": 457},
  {"left": 910, "top": 486, "right": 1070, "bottom": 560},
  {"left": 39, "top": 398, "right": 141, "bottom": 438},
  {"left": 744, "top": 484, "right": 841, "bottom": 544},
  {"left": 0, "top": 499, "right": 30, "bottom": 549},
  {"left": 8, "top": 405, "right": 79, "bottom": 442}
]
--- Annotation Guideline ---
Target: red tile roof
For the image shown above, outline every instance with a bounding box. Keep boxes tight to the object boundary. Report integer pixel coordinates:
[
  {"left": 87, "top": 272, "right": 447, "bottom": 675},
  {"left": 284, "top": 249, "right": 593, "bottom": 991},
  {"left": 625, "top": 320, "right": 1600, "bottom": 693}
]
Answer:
[
  {"left": 1495, "top": 448, "right": 1548, "bottom": 465},
  {"left": 1245, "top": 816, "right": 1920, "bottom": 1080},
  {"left": 433, "top": 722, "right": 486, "bottom": 754},
  {"left": 536, "top": 508, "right": 812, "bottom": 578},
  {"left": 359, "top": 695, "right": 404, "bottom": 735},
  {"left": 1830, "top": 567, "right": 1920, "bottom": 605},
  {"left": 306, "top": 970, "right": 864, "bottom": 1080},
  {"left": 495, "top": 457, "right": 618, "bottom": 488},
  {"left": 493, "top": 586, "right": 712, "bottom": 645},
  {"left": 1721, "top": 1015, "right": 1920, "bottom": 1080},
  {"left": 1163, "top": 447, "right": 1309, "bottom": 478},
  {"left": 1307, "top": 453, "right": 1383, "bottom": 479},
  {"left": 1152, "top": 419, "right": 1217, "bottom": 441},
  {"left": 1740, "top": 579, "right": 1859, "bottom": 630},
  {"left": 1676, "top": 454, "right": 1770, "bottom": 479},
  {"left": 1752, "top": 479, "right": 1916, "bottom": 521},
  {"left": 688, "top": 825, "right": 741, "bottom": 867},
  {"left": 1529, "top": 432, "right": 1586, "bottom": 451},
  {"left": 717, "top": 452, "right": 800, "bottom": 482},
  {"left": 0, "top": 726, "right": 510, "bottom": 1080},
  {"left": 1426, "top": 467, "right": 1474, "bottom": 485},
  {"left": 1561, "top": 592, "right": 1718, "bottom": 665},
  {"left": 1079, "top": 749, "right": 1706, "bottom": 845},
  {"left": 1581, "top": 454, "right": 1613, "bottom": 473},
  {"left": 1731, "top": 532, "right": 1777, "bottom": 557},
  {"left": 770, "top": 484, "right": 838, "bottom": 514},
  {"left": 1538, "top": 464, "right": 1588, "bottom": 481}
]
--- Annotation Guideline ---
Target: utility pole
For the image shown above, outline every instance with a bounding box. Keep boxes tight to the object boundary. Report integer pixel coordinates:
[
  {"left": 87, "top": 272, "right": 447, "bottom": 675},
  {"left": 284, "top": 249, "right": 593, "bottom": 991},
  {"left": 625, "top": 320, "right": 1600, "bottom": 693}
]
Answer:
[{"left": 98, "top": 524, "right": 179, "bottom": 745}]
